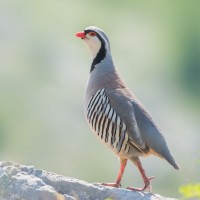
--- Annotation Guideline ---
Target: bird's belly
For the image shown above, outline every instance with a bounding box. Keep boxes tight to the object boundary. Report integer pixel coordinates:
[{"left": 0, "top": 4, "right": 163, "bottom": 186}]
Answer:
[{"left": 87, "top": 118, "right": 131, "bottom": 156}]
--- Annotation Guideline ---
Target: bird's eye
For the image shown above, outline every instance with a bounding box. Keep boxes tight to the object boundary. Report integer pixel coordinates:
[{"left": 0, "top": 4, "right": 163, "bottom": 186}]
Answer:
[{"left": 88, "top": 32, "right": 96, "bottom": 37}]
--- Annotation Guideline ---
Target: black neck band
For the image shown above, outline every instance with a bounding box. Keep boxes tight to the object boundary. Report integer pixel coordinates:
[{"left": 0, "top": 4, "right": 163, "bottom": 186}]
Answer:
[{"left": 90, "top": 35, "right": 106, "bottom": 73}]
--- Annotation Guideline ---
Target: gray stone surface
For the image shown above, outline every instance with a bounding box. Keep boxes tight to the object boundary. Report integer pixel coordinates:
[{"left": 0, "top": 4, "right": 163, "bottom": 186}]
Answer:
[{"left": 0, "top": 161, "right": 177, "bottom": 200}]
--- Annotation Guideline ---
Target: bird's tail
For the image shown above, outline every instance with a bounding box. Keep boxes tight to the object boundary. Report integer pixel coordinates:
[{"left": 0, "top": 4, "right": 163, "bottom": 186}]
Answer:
[
  {"left": 164, "top": 151, "right": 180, "bottom": 170},
  {"left": 150, "top": 148, "right": 180, "bottom": 170}
]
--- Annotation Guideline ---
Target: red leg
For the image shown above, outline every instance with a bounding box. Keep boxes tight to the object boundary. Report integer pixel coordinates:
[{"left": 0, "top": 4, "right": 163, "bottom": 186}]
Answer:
[
  {"left": 102, "top": 158, "right": 127, "bottom": 188},
  {"left": 127, "top": 158, "right": 155, "bottom": 192}
]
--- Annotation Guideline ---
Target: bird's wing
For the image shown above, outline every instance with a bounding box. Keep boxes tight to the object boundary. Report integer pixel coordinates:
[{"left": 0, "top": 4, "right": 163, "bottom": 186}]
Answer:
[
  {"left": 105, "top": 88, "right": 146, "bottom": 149},
  {"left": 106, "top": 88, "right": 180, "bottom": 170},
  {"left": 86, "top": 88, "right": 145, "bottom": 153}
]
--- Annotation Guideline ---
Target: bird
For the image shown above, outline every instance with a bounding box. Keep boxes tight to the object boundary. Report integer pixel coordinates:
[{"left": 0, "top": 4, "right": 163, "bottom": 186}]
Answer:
[{"left": 75, "top": 26, "right": 180, "bottom": 191}]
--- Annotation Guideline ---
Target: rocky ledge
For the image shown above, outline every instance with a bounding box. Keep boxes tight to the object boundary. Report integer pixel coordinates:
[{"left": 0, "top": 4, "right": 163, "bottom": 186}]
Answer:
[{"left": 0, "top": 161, "right": 177, "bottom": 200}]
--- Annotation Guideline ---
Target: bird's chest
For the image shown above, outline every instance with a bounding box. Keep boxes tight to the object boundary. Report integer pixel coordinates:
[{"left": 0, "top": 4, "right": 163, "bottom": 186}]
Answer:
[{"left": 85, "top": 89, "right": 130, "bottom": 155}]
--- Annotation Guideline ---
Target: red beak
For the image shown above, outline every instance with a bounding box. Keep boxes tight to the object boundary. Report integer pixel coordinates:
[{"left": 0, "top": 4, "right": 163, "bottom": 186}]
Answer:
[{"left": 75, "top": 31, "right": 86, "bottom": 39}]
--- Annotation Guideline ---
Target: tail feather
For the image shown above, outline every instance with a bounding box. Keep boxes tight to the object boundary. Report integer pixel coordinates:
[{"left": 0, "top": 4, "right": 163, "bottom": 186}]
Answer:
[
  {"left": 150, "top": 148, "right": 180, "bottom": 170},
  {"left": 164, "top": 151, "right": 180, "bottom": 170}
]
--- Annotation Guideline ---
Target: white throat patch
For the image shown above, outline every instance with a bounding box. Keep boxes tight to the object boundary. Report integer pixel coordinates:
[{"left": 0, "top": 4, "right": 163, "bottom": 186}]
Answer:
[{"left": 84, "top": 36, "right": 101, "bottom": 60}]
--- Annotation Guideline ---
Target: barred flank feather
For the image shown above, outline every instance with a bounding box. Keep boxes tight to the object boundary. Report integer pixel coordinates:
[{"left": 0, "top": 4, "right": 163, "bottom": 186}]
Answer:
[{"left": 87, "top": 89, "right": 130, "bottom": 154}]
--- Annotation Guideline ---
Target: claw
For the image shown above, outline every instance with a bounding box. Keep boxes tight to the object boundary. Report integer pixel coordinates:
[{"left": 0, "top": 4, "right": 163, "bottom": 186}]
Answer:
[
  {"left": 127, "top": 176, "right": 155, "bottom": 192},
  {"left": 101, "top": 158, "right": 127, "bottom": 189},
  {"left": 102, "top": 182, "right": 121, "bottom": 188}
]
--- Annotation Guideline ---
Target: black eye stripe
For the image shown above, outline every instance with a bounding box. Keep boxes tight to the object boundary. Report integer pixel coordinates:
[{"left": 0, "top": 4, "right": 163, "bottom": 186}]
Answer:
[
  {"left": 84, "top": 30, "right": 101, "bottom": 39},
  {"left": 84, "top": 30, "right": 94, "bottom": 34}
]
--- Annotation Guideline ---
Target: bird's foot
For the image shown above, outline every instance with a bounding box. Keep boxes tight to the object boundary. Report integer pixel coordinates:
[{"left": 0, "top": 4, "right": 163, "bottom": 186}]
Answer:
[
  {"left": 126, "top": 176, "right": 155, "bottom": 192},
  {"left": 102, "top": 182, "right": 121, "bottom": 188}
]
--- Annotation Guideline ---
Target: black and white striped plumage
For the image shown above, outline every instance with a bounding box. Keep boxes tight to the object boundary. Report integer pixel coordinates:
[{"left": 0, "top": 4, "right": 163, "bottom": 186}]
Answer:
[
  {"left": 76, "top": 26, "right": 180, "bottom": 191},
  {"left": 86, "top": 89, "right": 130, "bottom": 155}
]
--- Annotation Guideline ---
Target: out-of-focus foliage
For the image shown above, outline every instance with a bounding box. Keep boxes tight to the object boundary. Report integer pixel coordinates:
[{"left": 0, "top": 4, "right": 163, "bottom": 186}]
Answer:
[
  {"left": 179, "top": 183, "right": 200, "bottom": 199},
  {"left": 179, "top": 162, "right": 200, "bottom": 199},
  {"left": 0, "top": 0, "right": 199, "bottom": 198}
]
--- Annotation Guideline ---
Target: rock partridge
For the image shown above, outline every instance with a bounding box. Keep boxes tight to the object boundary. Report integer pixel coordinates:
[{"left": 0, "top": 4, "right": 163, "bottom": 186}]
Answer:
[{"left": 75, "top": 26, "right": 180, "bottom": 191}]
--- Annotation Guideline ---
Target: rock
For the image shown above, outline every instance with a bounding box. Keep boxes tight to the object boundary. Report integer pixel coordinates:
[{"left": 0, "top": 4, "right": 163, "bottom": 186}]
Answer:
[{"left": 0, "top": 161, "right": 177, "bottom": 200}]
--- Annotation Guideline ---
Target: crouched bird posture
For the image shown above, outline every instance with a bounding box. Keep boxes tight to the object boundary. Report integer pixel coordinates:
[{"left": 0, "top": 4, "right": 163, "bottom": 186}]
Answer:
[{"left": 75, "top": 26, "right": 180, "bottom": 191}]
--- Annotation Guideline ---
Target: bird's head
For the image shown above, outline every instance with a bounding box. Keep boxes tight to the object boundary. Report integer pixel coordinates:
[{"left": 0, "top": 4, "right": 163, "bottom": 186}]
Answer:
[{"left": 76, "top": 26, "right": 110, "bottom": 61}]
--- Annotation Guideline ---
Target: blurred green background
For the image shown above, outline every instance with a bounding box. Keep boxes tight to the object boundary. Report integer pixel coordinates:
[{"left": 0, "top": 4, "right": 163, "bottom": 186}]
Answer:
[{"left": 0, "top": 0, "right": 200, "bottom": 198}]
